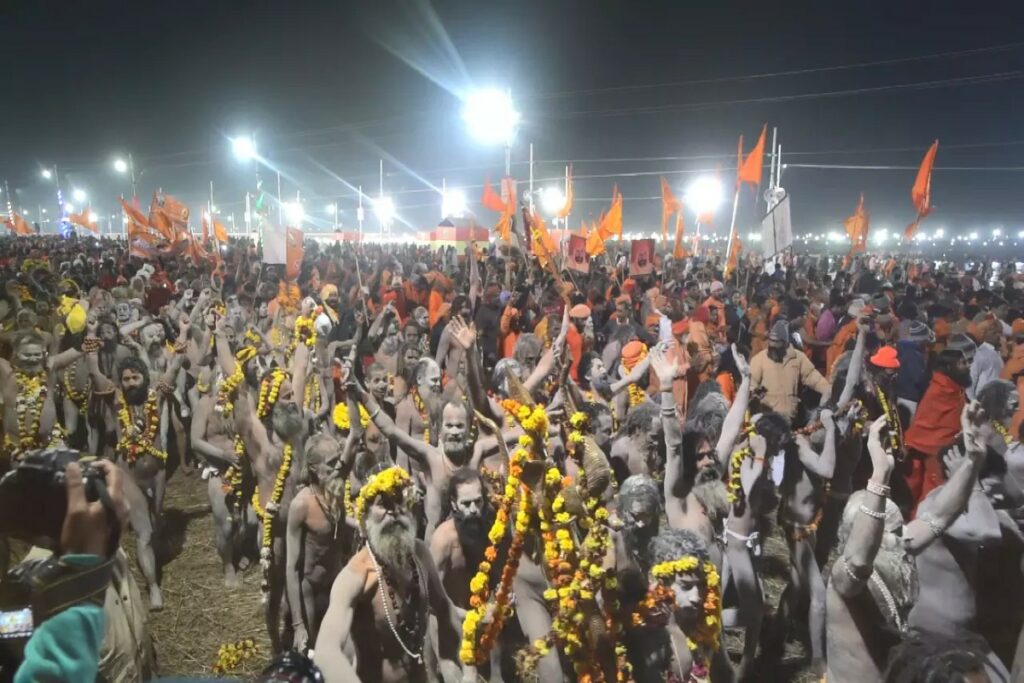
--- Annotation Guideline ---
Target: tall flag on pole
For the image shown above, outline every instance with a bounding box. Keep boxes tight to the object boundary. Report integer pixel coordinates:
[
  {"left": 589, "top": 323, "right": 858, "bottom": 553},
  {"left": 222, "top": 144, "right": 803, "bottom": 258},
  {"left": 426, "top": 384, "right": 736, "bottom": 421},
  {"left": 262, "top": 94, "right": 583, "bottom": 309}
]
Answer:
[
  {"left": 724, "top": 232, "right": 742, "bottom": 279},
  {"left": 904, "top": 140, "right": 938, "bottom": 240},
  {"left": 68, "top": 206, "right": 98, "bottom": 233},
  {"left": 737, "top": 124, "right": 768, "bottom": 189},
  {"left": 660, "top": 177, "right": 680, "bottom": 246},
  {"left": 672, "top": 210, "right": 688, "bottom": 259},
  {"left": 285, "top": 227, "right": 304, "bottom": 281},
  {"left": 844, "top": 194, "right": 869, "bottom": 253},
  {"left": 482, "top": 176, "right": 515, "bottom": 241},
  {"left": 148, "top": 192, "right": 190, "bottom": 241},
  {"left": 556, "top": 166, "right": 574, "bottom": 219},
  {"left": 587, "top": 186, "right": 623, "bottom": 256}
]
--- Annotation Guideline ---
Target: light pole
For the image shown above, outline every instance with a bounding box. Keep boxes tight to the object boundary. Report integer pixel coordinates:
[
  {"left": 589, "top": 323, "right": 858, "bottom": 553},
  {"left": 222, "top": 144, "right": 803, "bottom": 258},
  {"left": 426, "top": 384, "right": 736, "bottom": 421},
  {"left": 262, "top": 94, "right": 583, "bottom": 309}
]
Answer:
[
  {"left": 463, "top": 88, "right": 520, "bottom": 176},
  {"left": 685, "top": 176, "right": 724, "bottom": 253},
  {"left": 326, "top": 203, "right": 338, "bottom": 230},
  {"left": 113, "top": 154, "right": 138, "bottom": 199}
]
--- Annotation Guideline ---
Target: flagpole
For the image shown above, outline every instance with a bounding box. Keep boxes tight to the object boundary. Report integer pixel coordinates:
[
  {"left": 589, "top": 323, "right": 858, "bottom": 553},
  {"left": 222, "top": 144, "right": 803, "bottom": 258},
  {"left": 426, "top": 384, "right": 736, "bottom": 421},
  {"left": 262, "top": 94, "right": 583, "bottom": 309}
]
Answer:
[{"left": 724, "top": 185, "right": 741, "bottom": 272}]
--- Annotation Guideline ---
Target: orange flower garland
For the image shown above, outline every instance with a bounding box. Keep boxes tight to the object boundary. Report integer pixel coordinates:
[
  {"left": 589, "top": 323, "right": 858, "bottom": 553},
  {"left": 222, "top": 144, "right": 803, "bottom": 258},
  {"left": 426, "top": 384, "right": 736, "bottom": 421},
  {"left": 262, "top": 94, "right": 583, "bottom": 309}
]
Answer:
[
  {"left": 116, "top": 389, "right": 167, "bottom": 465},
  {"left": 412, "top": 387, "right": 430, "bottom": 444}
]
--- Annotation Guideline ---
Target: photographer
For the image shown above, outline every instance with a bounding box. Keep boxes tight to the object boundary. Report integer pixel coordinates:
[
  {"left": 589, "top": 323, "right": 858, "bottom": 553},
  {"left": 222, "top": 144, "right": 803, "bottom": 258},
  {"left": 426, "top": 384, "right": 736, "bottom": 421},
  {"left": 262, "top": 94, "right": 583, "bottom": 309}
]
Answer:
[{"left": 7, "top": 459, "right": 128, "bottom": 683}]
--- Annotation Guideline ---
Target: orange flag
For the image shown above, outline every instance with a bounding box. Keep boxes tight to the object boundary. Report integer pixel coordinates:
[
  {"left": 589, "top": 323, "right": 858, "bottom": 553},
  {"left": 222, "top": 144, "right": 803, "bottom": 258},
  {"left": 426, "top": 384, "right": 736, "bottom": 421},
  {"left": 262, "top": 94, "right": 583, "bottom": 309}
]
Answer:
[
  {"left": 481, "top": 178, "right": 510, "bottom": 214},
  {"left": 672, "top": 210, "right": 688, "bottom": 259},
  {"left": 844, "top": 193, "right": 869, "bottom": 254},
  {"left": 737, "top": 124, "right": 768, "bottom": 188},
  {"left": 201, "top": 215, "right": 210, "bottom": 243},
  {"left": 121, "top": 198, "right": 165, "bottom": 245},
  {"left": 213, "top": 220, "right": 229, "bottom": 243},
  {"left": 555, "top": 166, "right": 574, "bottom": 219},
  {"left": 148, "top": 192, "right": 190, "bottom": 241},
  {"left": 68, "top": 206, "right": 98, "bottom": 233},
  {"left": 493, "top": 212, "right": 512, "bottom": 242},
  {"left": 285, "top": 226, "right": 304, "bottom": 281},
  {"left": 4, "top": 213, "right": 33, "bottom": 236},
  {"left": 905, "top": 140, "right": 938, "bottom": 240},
  {"left": 724, "top": 231, "right": 743, "bottom": 279},
  {"left": 597, "top": 186, "right": 623, "bottom": 239},
  {"left": 529, "top": 211, "right": 558, "bottom": 268},
  {"left": 660, "top": 177, "right": 680, "bottom": 244}
]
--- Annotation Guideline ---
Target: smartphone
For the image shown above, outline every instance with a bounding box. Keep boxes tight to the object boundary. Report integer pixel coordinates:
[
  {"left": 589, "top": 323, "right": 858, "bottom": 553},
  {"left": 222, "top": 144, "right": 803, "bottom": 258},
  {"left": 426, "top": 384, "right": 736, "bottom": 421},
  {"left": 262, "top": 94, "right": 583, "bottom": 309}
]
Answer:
[{"left": 0, "top": 608, "right": 33, "bottom": 640}]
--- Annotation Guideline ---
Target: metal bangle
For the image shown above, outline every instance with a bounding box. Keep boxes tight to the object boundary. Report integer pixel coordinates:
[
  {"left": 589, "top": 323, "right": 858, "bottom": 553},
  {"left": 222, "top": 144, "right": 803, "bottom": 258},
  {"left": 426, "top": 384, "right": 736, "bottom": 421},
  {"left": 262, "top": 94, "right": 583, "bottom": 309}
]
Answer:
[
  {"left": 866, "top": 480, "right": 890, "bottom": 497},
  {"left": 859, "top": 505, "right": 887, "bottom": 520}
]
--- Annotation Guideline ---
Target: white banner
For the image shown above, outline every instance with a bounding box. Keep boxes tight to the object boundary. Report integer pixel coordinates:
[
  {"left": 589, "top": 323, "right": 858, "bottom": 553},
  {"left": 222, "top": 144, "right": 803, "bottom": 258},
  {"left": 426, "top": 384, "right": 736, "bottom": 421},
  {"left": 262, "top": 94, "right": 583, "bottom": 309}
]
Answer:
[
  {"left": 262, "top": 218, "right": 287, "bottom": 265},
  {"left": 761, "top": 193, "right": 793, "bottom": 257}
]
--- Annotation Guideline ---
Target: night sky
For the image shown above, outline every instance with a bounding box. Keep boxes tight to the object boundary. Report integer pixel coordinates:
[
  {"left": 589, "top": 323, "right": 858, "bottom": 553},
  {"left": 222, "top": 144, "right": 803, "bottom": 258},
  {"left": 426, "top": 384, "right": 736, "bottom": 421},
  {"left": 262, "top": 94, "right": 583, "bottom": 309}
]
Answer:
[{"left": 2, "top": 0, "right": 1023, "bottom": 240}]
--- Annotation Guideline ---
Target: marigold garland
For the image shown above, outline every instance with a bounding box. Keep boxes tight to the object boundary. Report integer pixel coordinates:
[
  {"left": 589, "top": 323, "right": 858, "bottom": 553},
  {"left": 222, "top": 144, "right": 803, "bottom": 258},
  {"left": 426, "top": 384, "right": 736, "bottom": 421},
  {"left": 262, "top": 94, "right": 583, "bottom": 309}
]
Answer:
[
  {"left": 257, "top": 368, "right": 288, "bottom": 420},
  {"left": 627, "top": 384, "right": 647, "bottom": 408},
  {"left": 216, "top": 347, "right": 257, "bottom": 417},
  {"left": 642, "top": 556, "right": 722, "bottom": 674},
  {"left": 412, "top": 387, "right": 431, "bottom": 444},
  {"left": 727, "top": 446, "right": 752, "bottom": 505},
  {"left": 304, "top": 375, "right": 321, "bottom": 414},
  {"left": 993, "top": 420, "right": 1015, "bottom": 446},
  {"left": 353, "top": 465, "right": 412, "bottom": 523},
  {"left": 62, "top": 362, "right": 90, "bottom": 410},
  {"left": 212, "top": 638, "right": 258, "bottom": 675},
  {"left": 252, "top": 442, "right": 293, "bottom": 601},
  {"left": 13, "top": 371, "right": 47, "bottom": 454},
  {"left": 116, "top": 389, "right": 167, "bottom": 465},
  {"left": 331, "top": 401, "right": 371, "bottom": 431}
]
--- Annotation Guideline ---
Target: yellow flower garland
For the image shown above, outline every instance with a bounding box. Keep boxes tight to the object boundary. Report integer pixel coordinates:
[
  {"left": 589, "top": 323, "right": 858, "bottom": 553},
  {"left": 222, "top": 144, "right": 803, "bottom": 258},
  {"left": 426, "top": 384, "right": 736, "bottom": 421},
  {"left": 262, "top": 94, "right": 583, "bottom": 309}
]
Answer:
[
  {"left": 252, "top": 442, "right": 293, "bottom": 600},
  {"left": 116, "top": 390, "right": 168, "bottom": 465},
  {"left": 727, "top": 446, "right": 752, "bottom": 505},
  {"left": 256, "top": 369, "right": 288, "bottom": 420},
  {"left": 62, "top": 363, "right": 90, "bottom": 410},
  {"left": 993, "top": 420, "right": 1015, "bottom": 446},
  {"left": 627, "top": 383, "right": 647, "bottom": 408},
  {"left": 331, "top": 402, "right": 371, "bottom": 431},
  {"left": 212, "top": 638, "right": 258, "bottom": 675},
  {"left": 412, "top": 388, "right": 430, "bottom": 444},
  {"left": 354, "top": 466, "right": 412, "bottom": 523},
  {"left": 649, "top": 556, "right": 722, "bottom": 657},
  {"left": 216, "top": 347, "right": 257, "bottom": 417},
  {"left": 13, "top": 371, "right": 47, "bottom": 454}
]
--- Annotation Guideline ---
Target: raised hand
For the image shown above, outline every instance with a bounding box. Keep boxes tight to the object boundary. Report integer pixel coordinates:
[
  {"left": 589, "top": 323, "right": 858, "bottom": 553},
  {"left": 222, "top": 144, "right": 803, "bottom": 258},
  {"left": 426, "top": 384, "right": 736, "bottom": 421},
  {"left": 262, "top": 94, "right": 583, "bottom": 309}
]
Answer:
[
  {"left": 732, "top": 343, "right": 751, "bottom": 379},
  {"left": 961, "top": 401, "right": 986, "bottom": 455},
  {"left": 649, "top": 342, "right": 679, "bottom": 386},
  {"left": 866, "top": 415, "right": 893, "bottom": 477},
  {"left": 448, "top": 316, "right": 477, "bottom": 351}
]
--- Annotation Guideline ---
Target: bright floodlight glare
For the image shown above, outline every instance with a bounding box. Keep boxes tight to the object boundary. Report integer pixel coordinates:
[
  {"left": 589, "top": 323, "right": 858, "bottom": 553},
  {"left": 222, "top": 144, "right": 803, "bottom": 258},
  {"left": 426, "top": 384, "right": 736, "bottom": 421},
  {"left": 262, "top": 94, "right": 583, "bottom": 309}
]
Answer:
[
  {"left": 684, "top": 176, "right": 723, "bottom": 216},
  {"left": 283, "top": 202, "right": 305, "bottom": 225},
  {"left": 232, "top": 135, "right": 256, "bottom": 162},
  {"left": 72, "top": 188, "right": 87, "bottom": 202},
  {"left": 463, "top": 89, "right": 520, "bottom": 146},
  {"left": 88, "top": 212, "right": 98, "bottom": 223},
  {"left": 873, "top": 229, "right": 889, "bottom": 245},
  {"left": 41, "top": 168, "right": 53, "bottom": 180},
  {"left": 969, "top": 231, "right": 979, "bottom": 241},
  {"left": 374, "top": 196, "right": 396, "bottom": 223},
  {"left": 64, "top": 203, "right": 75, "bottom": 213},
  {"left": 441, "top": 189, "right": 467, "bottom": 218},
  {"left": 993, "top": 228, "right": 1002, "bottom": 237},
  {"left": 113, "top": 158, "right": 128, "bottom": 174},
  {"left": 827, "top": 231, "right": 842, "bottom": 243},
  {"left": 325, "top": 203, "right": 337, "bottom": 214},
  {"left": 540, "top": 186, "right": 565, "bottom": 216},
  {"left": 934, "top": 228, "right": 944, "bottom": 238}
]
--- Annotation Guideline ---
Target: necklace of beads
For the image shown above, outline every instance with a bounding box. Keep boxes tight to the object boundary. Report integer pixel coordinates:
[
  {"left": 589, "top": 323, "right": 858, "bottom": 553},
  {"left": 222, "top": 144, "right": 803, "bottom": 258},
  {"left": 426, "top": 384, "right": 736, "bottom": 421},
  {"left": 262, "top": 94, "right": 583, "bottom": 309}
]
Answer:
[{"left": 366, "top": 542, "right": 426, "bottom": 662}]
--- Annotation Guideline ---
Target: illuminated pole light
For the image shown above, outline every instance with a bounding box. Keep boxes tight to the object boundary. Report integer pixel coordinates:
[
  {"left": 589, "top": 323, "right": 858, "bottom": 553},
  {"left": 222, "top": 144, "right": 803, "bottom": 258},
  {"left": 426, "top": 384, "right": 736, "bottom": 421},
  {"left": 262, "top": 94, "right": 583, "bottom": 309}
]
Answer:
[
  {"left": 232, "top": 135, "right": 257, "bottom": 162},
  {"left": 684, "top": 176, "right": 724, "bottom": 218},
  {"left": 540, "top": 186, "right": 565, "bottom": 216},
  {"left": 41, "top": 169, "right": 52, "bottom": 180},
  {"left": 969, "top": 231, "right": 979, "bottom": 241},
  {"left": 463, "top": 89, "right": 520, "bottom": 147},
  {"left": 113, "top": 158, "right": 128, "bottom": 174},
  {"left": 441, "top": 189, "right": 467, "bottom": 219},
  {"left": 64, "top": 203, "right": 75, "bottom": 213},
  {"left": 88, "top": 212, "right": 99, "bottom": 223},
  {"left": 282, "top": 201, "right": 305, "bottom": 225},
  {"left": 72, "top": 188, "right": 87, "bottom": 202},
  {"left": 373, "top": 196, "right": 395, "bottom": 225}
]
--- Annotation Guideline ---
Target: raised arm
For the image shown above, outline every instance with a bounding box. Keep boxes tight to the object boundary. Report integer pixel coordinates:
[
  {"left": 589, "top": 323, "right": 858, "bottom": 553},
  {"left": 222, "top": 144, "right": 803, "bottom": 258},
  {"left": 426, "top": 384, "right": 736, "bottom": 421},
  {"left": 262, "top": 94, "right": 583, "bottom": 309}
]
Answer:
[
  {"left": 904, "top": 402, "right": 988, "bottom": 554},
  {"left": 354, "top": 379, "right": 438, "bottom": 475},
  {"left": 524, "top": 305, "right": 570, "bottom": 391},
  {"left": 447, "top": 316, "right": 499, "bottom": 424},
  {"left": 836, "top": 326, "right": 868, "bottom": 409},
  {"left": 716, "top": 345, "right": 751, "bottom": 466},
  {"left": 651, "top": 345, "right": 687, "bottom": 510},
  {"left": 608, "top": 353, "right": 654, "bottom": 395},
  {"left": 831, "top": 416, "right": 893, "bottom": 598},
  {"left": 794, "top": 409, "right": 837, "bottom": 479},
  {"left": 83, "top": 317, "right": 115, "bottom": 394}
]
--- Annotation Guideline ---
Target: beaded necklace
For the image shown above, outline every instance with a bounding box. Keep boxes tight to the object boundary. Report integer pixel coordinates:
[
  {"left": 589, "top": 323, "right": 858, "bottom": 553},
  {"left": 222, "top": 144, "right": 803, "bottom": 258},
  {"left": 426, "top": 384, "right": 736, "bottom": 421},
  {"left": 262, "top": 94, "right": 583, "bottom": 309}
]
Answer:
[{"left": 366, "top": 543, "right": 427, "bottom": 663}]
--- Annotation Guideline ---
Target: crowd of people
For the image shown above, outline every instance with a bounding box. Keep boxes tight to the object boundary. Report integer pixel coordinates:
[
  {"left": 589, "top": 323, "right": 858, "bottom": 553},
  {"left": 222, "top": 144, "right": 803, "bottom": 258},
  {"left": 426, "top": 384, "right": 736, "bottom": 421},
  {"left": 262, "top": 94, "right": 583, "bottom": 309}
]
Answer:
[{"left": 2, "top": 230, "right": 1024, "bottom": 683}]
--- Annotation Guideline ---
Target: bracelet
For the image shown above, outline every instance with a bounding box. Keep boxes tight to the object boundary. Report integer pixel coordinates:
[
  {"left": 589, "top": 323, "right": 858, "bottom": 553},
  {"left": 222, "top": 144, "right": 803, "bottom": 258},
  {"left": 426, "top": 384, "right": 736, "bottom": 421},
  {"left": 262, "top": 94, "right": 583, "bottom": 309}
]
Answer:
[
  {"left": 369, "top": 406, "right": 381, "bottom": 420},
  {"left": 81, "top": 338, "right": 101, "bottom": 354},
  {"left": 659, "top": 389, "right": 673, "bottom": 394},
  {"left": 859, "top": 505, "right": 887, "bottom": 520},
  {"left": 753, "top": 456, "right": 765, "bottom": 463},
  {"left": 173, "top": 341, "right": 187, "bottom": 354},
  {"left": 866, "top": 480, "right": 890, "bottom": 497},
  {"left": 840, "top": 555, "right": 871, "bottom": 583}
]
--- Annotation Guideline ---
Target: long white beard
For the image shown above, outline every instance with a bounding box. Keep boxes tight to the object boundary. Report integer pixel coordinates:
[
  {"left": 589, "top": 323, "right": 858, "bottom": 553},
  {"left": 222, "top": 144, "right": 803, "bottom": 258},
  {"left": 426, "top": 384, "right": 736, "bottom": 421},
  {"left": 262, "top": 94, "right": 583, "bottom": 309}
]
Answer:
[{"left": 367, "top": 516, "right": 416, "bottom": 570}]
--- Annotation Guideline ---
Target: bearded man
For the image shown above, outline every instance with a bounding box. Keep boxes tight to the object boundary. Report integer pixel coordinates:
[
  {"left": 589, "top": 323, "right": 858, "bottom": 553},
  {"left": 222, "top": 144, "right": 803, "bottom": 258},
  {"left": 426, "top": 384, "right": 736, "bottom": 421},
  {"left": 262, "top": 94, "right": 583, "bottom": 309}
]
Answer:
[
  {"left": 81, "top": 315, "right": 133, "bottom": 456},
  {"left": 84, "top": 315, "right": 190, "bottom": 610},
  {"left": 223, "top": 309, "right": 312, "bottom": 651},
  {"left": 627, "top": 529, "right": 732, "bottom": 682},
  {"left": 314, "top": 466, "right": 464, "bottom": 683},
  {"left": 750, "top": 319, "right": 831, "bottom": 422},
  {"left": 610, "top": 403, "right": 663, "bottom": 480},
  {"left": 428, "top": 468, "right": 492, "bottom": 609},
  {"left": 286, "top": 432, "right": 356, "bottom": 652},
  {"left": 360, "top": 381, "right": 475, "bottom": 536},
  {"left": 0, "top": 330, "right": 82, "bottom": 462},
  {"left": 827, "top": 406, "right": 990, "bottom": 683}
]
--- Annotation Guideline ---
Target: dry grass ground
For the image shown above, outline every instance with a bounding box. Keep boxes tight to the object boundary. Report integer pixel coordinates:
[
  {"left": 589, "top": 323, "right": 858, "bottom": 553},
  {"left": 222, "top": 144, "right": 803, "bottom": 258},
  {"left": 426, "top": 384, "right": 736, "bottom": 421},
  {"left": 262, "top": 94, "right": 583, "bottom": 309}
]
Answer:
[{"left": 129, "top": 473, "right": 818, "bottom": 681}]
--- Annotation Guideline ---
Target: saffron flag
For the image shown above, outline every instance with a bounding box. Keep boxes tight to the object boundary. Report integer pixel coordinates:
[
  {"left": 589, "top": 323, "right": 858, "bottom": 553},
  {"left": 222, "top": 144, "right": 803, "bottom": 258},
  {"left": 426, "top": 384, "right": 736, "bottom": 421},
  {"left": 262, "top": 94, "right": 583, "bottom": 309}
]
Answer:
[
  {"left": 737, "top": 124, "right": 768, "bottom": 188},
  {"left": 529, "top": 211, "right": 558, "bottom": 269},
  {"left": 844, "top": 194, "right": 869, "bottom": 254},
  {"left": 202, "top": 216, "right": 230, "bottom": 244},
  {"left": 597, "top": 186, "right": 623, "bottom": 239},
  {"left": 556, "top": 167, "right": 574, "bottom": 219},
  {"left": 724, "top": 232, "right": 743, "bottom": 279},
  {"left": 68, "top": 206, "right": 98, "bottom": 233},
  {"left": 285, "top": 226, "right": 304, "bottom": 281},
  {"left": 148, "top": 192, "right": 189, "bottom": 241},
  {"left": 493, "top": 213, "right": 512, "bottom": 242},
  {"left": 4, "top": 213, "right": 33, "bottom": 236},
  {"left": 672, "top": 210, "right": 688, "bottom": 259},
  {"left": 660, "top": 177, "right": 680, "bottom": 245},
  {"left": 481, "top": 178, "right": 510, "bottom": 214},
  {"left": 121, "top": 198, "right": 164, "bottom": 245},
  {"left": 905, "top": 140, "right": 938, "bottom": 240}
]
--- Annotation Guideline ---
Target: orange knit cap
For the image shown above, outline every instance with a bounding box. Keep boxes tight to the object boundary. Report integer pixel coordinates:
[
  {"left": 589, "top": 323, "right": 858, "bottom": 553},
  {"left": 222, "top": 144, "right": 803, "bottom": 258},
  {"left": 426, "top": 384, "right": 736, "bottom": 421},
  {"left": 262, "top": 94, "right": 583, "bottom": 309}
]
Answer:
[
  {"left": 621, "top": 341, "right": 649, "bottom": 371},
  {"left": 1013, "top": 318, "right": 1024, "bottom": 338}
]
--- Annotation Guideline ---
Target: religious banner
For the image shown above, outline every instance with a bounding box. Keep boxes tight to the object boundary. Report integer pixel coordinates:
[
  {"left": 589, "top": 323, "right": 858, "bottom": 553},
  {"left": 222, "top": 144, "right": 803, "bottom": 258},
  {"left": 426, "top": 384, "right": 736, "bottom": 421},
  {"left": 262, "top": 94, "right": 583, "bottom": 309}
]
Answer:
[
  {"left": 630, "top": 238, "right": 655, "bottom": 276},
  {"left": 567, "top": 234, "right": 590, "bottom": 274},
  {"left": 760, "top": 193, "right": 793, "bottom": 257}
]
